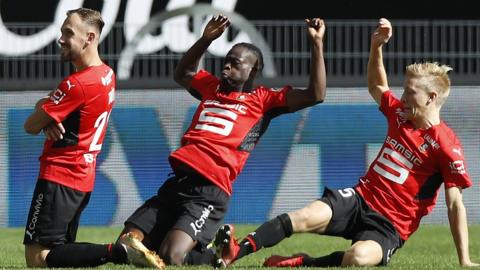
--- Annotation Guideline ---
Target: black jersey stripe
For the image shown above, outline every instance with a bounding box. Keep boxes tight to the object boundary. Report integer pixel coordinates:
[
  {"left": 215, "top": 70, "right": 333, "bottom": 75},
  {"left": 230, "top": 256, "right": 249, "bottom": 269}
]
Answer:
[
  {"left": 238, "top": 106, "right": 290, "bottom": 152},
  {"left": 414, "top": 172, "right": 443, "bottom": 200},
  {"left": 52, "top": 110, "right": 80, "bottom": 148}
]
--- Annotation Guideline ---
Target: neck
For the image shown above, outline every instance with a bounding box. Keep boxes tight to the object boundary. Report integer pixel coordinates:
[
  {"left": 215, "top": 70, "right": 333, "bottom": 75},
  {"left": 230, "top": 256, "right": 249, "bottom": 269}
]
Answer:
[
  {"left": 73, "top": 50, "right": 102, "bottom": 71},
  {"left": 412, "top": 111, "right": 441, "bottom": 129}
]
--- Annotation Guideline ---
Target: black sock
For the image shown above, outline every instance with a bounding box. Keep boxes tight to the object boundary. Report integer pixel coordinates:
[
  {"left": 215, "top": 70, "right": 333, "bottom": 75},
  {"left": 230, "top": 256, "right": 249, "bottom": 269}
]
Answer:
[
  {"left": 46, "top": 242, "right": 127, "bottom": 267},
  {"left": 184, "top": 248, "right": 215, "bottom": 265},
  {"left": 304, "top": 251, "right": 345, "bottom": 267},
  {"left": 237, "top": 213, "right": 293, "bottom": 260}
]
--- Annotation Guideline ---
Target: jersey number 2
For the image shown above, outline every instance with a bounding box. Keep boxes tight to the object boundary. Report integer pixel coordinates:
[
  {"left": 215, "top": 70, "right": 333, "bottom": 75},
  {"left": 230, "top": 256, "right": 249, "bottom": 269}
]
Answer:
[{"left": 89, "top": 111, "right": 110, "bottom": 151}]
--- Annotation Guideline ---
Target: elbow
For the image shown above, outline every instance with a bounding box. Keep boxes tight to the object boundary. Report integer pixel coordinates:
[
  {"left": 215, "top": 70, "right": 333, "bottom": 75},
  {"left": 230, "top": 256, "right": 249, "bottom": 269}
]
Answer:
[
  {"left": 447, "top": 200, "right": 464, "bottom": 213},
  {"left": 315, "top": 93, "right": 326, "bottom": 103},
  {"left": 173, "top": 69, "right": 183, "bottom": 85},
  {"left": 312, "top": 98, "right": 324, "bottom": 105},
  {"left": 173, "top": 69, "right": 193, "bottom": 89},
  {"left": 24, "top": 123, "right": 40, "bottom": 135},
  {"left": 312, "top": 89, "right": 326, "bottom": 104},
  {"left": 308, "top": 86, "right": 326, "bottom": 104},
  {"left": 305, "top": 96, "right": 324, "bottom": 108}
]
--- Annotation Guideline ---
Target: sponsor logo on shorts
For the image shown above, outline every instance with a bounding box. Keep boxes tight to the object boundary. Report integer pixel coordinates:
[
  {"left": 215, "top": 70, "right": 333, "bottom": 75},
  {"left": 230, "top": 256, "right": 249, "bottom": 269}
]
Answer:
[
  {"left": 25, "top": 193, "right": 44, "bottom": 240},
  {"left": 190, "top": 205, "right": 214, "bottom": 236}
]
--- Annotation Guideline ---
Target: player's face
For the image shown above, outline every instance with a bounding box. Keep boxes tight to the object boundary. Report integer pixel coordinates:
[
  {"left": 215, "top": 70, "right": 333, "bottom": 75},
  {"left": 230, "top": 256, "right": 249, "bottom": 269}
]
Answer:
[
  {"left": 401, "top": 76, "right": 432, "bottom": 120},
  {"left": 58, "top": 14, "right": 88, "bottom": 62},
  {"left": 220, "top": 46, "right": 257, "bottom": 91}
]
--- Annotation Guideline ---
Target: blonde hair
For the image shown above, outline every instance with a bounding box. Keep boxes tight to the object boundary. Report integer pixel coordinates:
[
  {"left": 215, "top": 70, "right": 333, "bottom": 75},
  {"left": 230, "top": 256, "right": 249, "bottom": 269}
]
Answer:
[{"left": 405, "top": 62, "right": 452, "bottom": 105}]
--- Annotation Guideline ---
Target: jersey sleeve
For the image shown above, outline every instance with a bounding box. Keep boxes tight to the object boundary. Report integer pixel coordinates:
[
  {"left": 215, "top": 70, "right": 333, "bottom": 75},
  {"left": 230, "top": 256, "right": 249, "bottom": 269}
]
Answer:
[
  {"left": 439, "top": 143, "right": 472, "bottom": 189},
  {"left": 379, "top": 90, "right": 402, "bottom": 118},
  {"left": 190, "top": 70, "right": 219, "bottom": 98},
  {"left": 258, "top": 86, "right": 290, "bottom": 112},
  {"left": 42, "top": 76, "right": 84, "bottom": 123}
]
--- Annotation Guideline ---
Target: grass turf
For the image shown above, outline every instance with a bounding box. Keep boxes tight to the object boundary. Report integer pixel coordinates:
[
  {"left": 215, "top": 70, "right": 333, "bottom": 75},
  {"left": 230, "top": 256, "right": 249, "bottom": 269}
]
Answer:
[{"left": 0, "top": 224, "right": 478, "bottom": 269}]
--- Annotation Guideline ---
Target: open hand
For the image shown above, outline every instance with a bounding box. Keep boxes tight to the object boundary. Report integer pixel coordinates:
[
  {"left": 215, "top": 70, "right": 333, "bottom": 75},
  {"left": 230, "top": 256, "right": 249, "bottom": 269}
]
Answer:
[{"left": 202, "top": 14, "right": 231, "bottom": 42}]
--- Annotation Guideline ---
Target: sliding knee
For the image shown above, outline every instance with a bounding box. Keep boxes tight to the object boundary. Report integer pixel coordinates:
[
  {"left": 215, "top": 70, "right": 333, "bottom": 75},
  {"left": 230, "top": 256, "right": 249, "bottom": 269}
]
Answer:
[
  {"left": 25, "top": 244, "right": 49, "bottom": 268},
  {"left": 158, "top": 247, "right": 187, "bottom": 266},
  {"left": 343, "top": 245, "right": 377, "bottom": 267}
]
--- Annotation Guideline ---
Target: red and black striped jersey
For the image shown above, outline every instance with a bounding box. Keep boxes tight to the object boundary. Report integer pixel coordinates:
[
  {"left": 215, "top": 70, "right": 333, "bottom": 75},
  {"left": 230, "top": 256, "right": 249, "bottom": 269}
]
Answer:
[
  {"left": 170, "top": 70, "right": 290, "bottom": 195},
  {"left": 356, "top": 90, "right": 472, "bottom": 240},
  {"left": 39, "top": 63, "right": 115, "bottom": 192}
]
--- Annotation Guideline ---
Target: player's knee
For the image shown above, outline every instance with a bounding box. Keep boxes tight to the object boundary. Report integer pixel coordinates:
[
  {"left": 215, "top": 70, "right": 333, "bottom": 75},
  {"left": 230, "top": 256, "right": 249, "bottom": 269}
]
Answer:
[
  {"left": 343, "top": 245, "right": 377, "bottom": 267},
  {"left": 25, "top": 244, "right": 49, "bottom": 268},
  {"left": 158, "top": 247, "right": 187, "bottom": 266},
  {"left": 289, "top": 208, "right": 312, "bottom": 232},
  {"left": 290, "top": 201, "right": 331, "bottom": 233}
]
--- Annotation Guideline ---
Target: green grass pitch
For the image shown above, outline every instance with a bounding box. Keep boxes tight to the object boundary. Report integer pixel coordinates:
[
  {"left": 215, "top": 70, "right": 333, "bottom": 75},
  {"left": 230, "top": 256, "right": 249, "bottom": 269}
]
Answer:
[{"left": 1, "top": 224, "right": 478, "bottom": 269}]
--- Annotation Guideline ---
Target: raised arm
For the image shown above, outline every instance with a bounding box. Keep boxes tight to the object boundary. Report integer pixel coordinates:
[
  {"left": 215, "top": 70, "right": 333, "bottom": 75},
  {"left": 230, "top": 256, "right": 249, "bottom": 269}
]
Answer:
[
  {"left": 174, "top": 14, "right": 231, "bottom": 92},
  {"left": 367, "top": 18, "right": 392, "bottom": 106},
  {"left": 286, "top": 18, "right": 326, "bottom": 112},
  {"left": 445, "top": 186, "right": 479, "bottom": 267}
]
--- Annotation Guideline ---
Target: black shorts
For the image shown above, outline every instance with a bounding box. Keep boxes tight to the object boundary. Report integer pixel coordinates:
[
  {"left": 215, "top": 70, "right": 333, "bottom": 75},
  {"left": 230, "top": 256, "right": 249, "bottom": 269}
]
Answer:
[
  {"left": 23, "top": 179, "right": 91, "bottom": 248},
  {"left": 320, "top": 187, "right": 404, "bottom": 266},
  {"left": 125, "top": 173, "right": 230, "bottom": 252}
]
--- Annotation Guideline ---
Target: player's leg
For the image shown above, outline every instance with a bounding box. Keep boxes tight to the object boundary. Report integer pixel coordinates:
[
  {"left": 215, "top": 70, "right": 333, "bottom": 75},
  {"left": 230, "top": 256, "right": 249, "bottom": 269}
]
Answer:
[
  {"left": 24, "top": 179, "right": 127, "bottom": 268},
  {"left": 262, "top": 187, "right": 357, "bottom": 267},
  {"left": 213, "top": 198, "right": 333, "bottom": 268},
  {"left": 159, "top": 173, "right": 229, "bottom": 265},
  {"left": 157, "top": 229, "right": 197, "bottom": 265},
  {"left": 342, "top": 240, "right": 382, "bottom": 266},
  {"left": 25, "top": 243, "right": 50, "bottom": 267},
  {"left": 119, "top": 182, "right": 177, "bottom": 268},
  {"left": 343, "top": 220, "right": 404, "bottom": 267},
  {"left": 264, "top": 188, "right": 404, "bottom": 267}
]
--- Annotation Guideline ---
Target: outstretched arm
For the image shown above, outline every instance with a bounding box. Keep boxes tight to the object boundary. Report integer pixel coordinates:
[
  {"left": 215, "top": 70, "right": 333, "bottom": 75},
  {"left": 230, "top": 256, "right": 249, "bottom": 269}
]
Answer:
[
  {"left": 367, "top": 18, "right": 392, "bottom": 106},
  {"left": 286, "top": 18, "right": 326, "bottom": 112},
  {"left": 445, "top": 186, "right": 479, "bottom": 267},
  {"left": 174, "top": 14, "right": 231, "bottom": 92}
]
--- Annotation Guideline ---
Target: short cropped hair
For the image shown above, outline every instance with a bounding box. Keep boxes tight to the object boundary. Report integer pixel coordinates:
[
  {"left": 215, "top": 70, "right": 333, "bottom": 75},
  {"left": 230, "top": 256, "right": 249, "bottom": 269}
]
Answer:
[
  {"left": 67, "top": 8, "right": 105, "bottom": 35},
  {"left": 405, "top": 62, "right": 452, "bottom": 105}
]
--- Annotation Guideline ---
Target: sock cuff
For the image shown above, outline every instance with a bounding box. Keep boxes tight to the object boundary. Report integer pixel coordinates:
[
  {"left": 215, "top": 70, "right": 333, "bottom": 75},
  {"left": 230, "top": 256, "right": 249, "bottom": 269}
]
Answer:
[
  {"left": 245, "top": 235, "right": 258, "bottom": 252},
  {"left": 277, "top": 213, "right": 293, "bottom": 237}
]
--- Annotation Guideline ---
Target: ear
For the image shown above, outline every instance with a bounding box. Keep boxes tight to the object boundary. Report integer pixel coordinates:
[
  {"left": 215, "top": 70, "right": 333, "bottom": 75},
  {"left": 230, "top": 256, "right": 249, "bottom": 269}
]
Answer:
[
  {"left": 86, "top": 32, "right": 96, "bottom": 45},
  {"left": 427, "top": 92, "right": 438, "bottom": 105},
  {"left": 249, "top": 59, "right": 259, "bottom": 77}
]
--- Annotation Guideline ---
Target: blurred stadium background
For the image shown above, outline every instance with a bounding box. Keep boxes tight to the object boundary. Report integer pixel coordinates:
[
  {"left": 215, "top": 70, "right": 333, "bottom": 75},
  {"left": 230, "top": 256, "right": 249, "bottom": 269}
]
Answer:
[{"left": 1, "top": 0, "right": 479, "bottom": 228}]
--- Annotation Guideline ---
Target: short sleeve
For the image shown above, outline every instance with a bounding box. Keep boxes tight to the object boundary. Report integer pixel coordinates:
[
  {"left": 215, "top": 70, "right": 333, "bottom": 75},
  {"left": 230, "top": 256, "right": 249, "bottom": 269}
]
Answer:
[
  {"left": 439, "top": 144, "right": 472, "bottom": 189},
  {"left": 379, "top": 90, "right": 402, "bottom": 118},
  {"left": 190, "top": 70, "right": 219, "bottom": 98},
  {"left": 42, "top": 76, "right": 84, "bottom": 123},
  {"left": 258, "top": 86, "right": 290, "bottom": 112}
]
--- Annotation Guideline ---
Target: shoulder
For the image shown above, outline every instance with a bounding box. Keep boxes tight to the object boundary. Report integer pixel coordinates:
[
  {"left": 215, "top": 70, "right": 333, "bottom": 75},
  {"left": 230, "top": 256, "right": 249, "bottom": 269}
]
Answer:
[
  {"left": 424, "top": 122, "right": 464, "bottom": 162},
  {"left": 434, "top": 122, "right": 462, "bottom": 148},
  {"left": 253, "top": 85, "right": 291, "bottom": 94},
  {"left": 74, "top": 64, "right": 115, "bottom": 84},
  {"left": 191, "top": 70, "right": 219, "bottom": 90}
]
